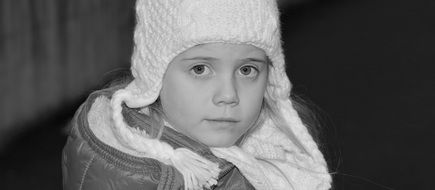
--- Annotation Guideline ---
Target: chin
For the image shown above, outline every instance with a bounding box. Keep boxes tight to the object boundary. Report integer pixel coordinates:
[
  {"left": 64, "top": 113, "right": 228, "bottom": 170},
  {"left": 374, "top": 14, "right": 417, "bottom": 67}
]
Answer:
[{"left": 201, "top": 137, "right": 237, "bottom": 148}]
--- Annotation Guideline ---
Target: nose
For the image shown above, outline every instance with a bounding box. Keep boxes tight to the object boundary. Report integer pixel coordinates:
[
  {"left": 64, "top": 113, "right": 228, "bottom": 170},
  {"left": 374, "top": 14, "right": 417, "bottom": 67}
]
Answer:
[{"left": 212, "top": 77, "right": 239, "bottom": 107}]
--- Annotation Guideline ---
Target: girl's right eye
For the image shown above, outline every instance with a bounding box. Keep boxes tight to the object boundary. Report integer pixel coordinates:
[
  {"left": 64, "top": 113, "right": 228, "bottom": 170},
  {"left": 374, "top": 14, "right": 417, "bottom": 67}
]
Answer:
[{"left": 190, "top": 65, "right": 211, "bottom": 76}]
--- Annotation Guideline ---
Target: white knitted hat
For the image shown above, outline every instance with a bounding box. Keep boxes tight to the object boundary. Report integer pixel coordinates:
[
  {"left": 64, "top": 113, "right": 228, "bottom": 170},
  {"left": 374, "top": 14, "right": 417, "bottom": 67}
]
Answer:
[{"left": 110, "top": 0, "right": 331, "bottom": 189}]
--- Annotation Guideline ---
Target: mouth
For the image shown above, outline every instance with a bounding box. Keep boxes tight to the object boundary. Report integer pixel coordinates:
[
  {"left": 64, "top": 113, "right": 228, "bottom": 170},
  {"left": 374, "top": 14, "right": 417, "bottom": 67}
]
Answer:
[
  {"left": 205, "top": 117, "right": 240, "bottom": 123},
  {"left": 205, "top": 118, "right": 240, "bottom": 128}
]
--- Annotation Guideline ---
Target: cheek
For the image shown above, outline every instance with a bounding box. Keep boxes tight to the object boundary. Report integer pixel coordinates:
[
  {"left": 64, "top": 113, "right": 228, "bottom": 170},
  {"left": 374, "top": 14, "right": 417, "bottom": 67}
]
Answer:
[
  {"left": 239, "top": 80, "right": 267, "bottom": 124},
  {"left": 242, "top": 90, "right": 264, "bottom": 117},
  {"left": 160, "top": 74, "right": 205, "bottom": 125},
  {"left": 161, "top": 79, "right": 185, "bottom": 119}
]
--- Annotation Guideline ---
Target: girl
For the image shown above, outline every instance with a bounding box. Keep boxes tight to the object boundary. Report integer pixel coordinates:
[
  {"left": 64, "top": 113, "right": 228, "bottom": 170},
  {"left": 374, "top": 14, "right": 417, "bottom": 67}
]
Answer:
[{"left": 62, "top": 0, "right": 332, "bottom": 189}]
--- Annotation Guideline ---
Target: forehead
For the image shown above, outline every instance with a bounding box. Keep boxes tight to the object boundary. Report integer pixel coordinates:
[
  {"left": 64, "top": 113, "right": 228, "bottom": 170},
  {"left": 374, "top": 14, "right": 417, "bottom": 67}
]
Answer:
[{"left": 176, "top": 43, "right": 267, "bottom": 60}]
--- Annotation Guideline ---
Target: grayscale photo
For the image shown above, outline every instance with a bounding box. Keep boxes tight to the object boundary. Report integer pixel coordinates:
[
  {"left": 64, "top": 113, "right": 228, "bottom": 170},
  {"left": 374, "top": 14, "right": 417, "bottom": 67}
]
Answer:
[{"left": 1, "top": 0, "right": 434, "bottom": 189}]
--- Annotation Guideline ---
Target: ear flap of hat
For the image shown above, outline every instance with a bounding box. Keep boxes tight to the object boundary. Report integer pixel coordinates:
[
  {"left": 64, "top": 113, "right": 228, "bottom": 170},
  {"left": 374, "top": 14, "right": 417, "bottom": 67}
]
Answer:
[{"left": 240, "top": 98, "right": 331, "bottom": 186}]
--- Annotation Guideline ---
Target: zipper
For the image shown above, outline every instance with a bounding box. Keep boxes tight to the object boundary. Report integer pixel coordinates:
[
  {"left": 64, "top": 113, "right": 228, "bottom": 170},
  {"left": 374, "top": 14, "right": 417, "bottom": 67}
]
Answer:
[{"left": 208, "top": 164, "right": 234, "bottom": 190}]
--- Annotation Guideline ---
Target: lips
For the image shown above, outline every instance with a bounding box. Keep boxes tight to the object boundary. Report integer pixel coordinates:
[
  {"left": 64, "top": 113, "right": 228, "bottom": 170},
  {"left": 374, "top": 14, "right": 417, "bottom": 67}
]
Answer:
[
  {"left": 205, "top": 118, "right": 240, "bottom": 128},
  {"left": 206, "top": 117, "right": 239, "bottom": 123}
]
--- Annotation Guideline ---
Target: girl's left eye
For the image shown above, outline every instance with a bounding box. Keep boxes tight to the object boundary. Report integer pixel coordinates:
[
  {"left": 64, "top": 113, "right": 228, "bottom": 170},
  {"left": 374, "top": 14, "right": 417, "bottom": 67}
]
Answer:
[{"left": 239, "top": 65, "right": 258, "bottom": 77}]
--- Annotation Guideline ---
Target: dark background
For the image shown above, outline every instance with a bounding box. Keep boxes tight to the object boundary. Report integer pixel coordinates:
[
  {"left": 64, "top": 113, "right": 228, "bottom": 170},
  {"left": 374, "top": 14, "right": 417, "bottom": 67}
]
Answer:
[{"left": 1, "top": 0, "right": 434, "bottom": 189}]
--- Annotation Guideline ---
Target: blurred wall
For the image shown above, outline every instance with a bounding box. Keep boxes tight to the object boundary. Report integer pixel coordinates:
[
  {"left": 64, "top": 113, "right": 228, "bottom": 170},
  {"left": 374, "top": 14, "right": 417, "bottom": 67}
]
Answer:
[
  {"left": 281, "top": 0, "right": 435, "bottom": 189},
  {"left": 0, "top": 0, "right": 135, "bottom": 142}
]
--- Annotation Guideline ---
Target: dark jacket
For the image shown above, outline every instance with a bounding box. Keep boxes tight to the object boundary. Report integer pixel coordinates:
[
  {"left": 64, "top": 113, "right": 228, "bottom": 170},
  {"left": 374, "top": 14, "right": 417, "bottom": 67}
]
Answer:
[{"left": 62, "top": 88, "right": 256, "bottom": 190}]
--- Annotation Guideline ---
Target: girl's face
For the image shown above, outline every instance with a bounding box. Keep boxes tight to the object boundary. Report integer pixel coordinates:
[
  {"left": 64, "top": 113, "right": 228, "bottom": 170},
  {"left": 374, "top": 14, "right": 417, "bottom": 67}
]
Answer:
[{"left": 160, "top": 43, "right": 268, "bottom": 147}]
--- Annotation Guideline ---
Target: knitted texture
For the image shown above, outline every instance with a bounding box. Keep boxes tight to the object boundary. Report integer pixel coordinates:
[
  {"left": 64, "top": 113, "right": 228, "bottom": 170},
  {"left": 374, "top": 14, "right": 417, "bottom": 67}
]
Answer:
[
  {"left": 124, "top": 0, "right": 288, "bottom": 106},
  {"left": 109, "top": 0, "right": 332, "bottom": 189}
]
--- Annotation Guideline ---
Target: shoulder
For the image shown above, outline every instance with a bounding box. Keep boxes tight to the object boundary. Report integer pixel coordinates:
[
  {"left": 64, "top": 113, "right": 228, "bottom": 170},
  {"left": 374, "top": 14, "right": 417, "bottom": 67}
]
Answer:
[{"left": 62, "top": 87, "right": 173, "bottom": 190}]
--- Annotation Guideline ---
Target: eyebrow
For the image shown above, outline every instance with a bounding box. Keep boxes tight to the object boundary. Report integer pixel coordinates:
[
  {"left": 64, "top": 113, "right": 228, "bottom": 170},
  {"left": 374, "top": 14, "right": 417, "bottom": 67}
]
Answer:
[
  {"left": 181, "top": 56, "right": 219, "bottom": 61},
  {"left": 182, "top": 57, "right": 269, "bottom": 65},
  {"left": 241, "top": 58, "right": 269, "bottom": 65}
]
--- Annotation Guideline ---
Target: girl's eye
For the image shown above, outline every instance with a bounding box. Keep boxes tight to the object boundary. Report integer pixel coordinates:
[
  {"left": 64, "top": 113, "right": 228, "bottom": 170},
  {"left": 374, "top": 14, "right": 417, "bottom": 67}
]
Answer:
[
  {"left": 190, "top": 65, "right": 211, "bottom": 76},
  {"left": 239, "top": 65, "right": 258, "bottom": 77}
]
